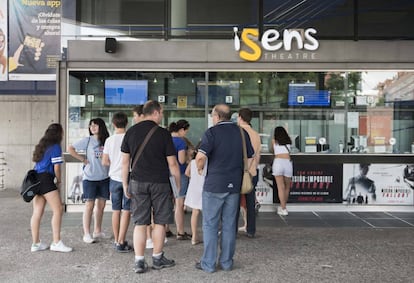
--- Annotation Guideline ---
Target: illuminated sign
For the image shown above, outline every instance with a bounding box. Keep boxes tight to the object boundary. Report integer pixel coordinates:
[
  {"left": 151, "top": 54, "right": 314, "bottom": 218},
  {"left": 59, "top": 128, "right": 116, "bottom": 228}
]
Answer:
[{"left": 233, "top": 27, "right": 319, "bottom": 62}]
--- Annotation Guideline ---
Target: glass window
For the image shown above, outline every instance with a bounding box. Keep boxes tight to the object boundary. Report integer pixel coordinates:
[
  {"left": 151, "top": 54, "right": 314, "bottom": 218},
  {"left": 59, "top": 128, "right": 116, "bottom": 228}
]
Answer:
[{"left": 67, "top": 70, "right": 414, "bottom": 154}]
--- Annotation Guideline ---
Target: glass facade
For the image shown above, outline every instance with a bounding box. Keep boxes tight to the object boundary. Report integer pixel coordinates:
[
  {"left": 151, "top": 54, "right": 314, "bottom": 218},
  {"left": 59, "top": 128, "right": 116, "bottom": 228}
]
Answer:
[
  {"left": 67, "top": 70, "right": 414, "bottom": 154},
  {"left": 69, "top": 0, "right": 414, "bottom": 40}
]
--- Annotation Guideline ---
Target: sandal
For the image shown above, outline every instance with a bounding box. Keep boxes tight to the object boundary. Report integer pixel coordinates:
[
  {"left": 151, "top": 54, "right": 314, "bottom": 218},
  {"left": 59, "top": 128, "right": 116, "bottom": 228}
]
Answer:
[
  {"left": 177, "top": 232, "right": 192, "bottom": 240},
  {"left": 191, "top": 239, "right": 203, "bottom": 245}
]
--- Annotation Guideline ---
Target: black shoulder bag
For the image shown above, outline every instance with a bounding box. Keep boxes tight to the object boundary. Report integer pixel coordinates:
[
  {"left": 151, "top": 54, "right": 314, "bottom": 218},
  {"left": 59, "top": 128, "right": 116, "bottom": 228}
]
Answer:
[
  {"left": 20, "top": 169, "right": 41, "bottom": 202},
  {"left": 129, "top": 125, "right": 158, "bottom": 180}
]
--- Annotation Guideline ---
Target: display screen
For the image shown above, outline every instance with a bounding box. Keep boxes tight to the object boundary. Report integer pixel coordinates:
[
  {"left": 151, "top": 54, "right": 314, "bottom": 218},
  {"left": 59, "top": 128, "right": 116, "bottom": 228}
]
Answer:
[
  {"left": 196, "top": 81, "right": 240, "bottom": 106},
  {"left": 104, "top": 80, "right": 148, "bottom": 105},
  {"left": 288, "top": 83, "right": 330, "bottom": 107}
]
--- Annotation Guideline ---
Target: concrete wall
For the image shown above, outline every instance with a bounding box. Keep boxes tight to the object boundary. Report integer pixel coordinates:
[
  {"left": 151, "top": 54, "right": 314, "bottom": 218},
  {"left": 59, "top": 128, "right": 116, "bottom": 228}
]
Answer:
[{"left": 0, "top": 95, "right": 57, "bottom": 190}]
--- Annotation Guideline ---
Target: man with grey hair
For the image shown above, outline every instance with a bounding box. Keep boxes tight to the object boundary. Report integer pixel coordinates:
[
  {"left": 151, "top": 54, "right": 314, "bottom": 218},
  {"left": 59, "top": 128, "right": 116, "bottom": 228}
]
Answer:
[{"left": 195, "top": 104, "right": 254, "bottom": 273}]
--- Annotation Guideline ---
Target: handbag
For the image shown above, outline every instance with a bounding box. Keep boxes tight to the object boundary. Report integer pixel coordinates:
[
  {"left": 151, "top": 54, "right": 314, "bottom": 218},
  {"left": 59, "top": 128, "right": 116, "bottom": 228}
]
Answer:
[
  {"left": 240, "top": 127, "right": 253, "bottom": 194},
  {"left": 20, "top": 169, "right": 41, "bottom": 202}
]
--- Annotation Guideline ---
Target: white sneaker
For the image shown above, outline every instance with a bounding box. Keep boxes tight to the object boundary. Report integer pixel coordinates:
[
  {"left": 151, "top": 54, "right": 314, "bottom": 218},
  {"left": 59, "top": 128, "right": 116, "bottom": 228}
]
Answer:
[
  {"left": 31, "top": 242, "right": 49, "bottom": 252},
  {"left": 238, "top": 226, "right": 247, "bottom": 232},
  {"left": 83, "top": 234, "right": 96, "bottom": 244},
  {"left": 277, "top": 207, "right": 288, "bottom": 216},
  {"left": 50, "top": 240, "right": 73, "bottom": 252},
  {"left": 93, "top": 232, "right": 107, "bottom": 239},
  {"left": 277, "top": 207, "right": 283, "bottom": 215},
  {"left": 146, "top": 238, "right": 168, "bottom": 249},
  {"left": 146, "top": 239, "right": 153, "bottom": 249}
]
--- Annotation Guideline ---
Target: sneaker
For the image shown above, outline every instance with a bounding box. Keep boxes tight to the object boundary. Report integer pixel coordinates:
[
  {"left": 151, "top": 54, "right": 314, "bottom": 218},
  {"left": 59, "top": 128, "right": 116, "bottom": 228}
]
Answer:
[
  {"left": 83, "top": 234, "right": 96, "bottom": 244},
  {"left": 50, "top": 240, "right": 73, "bottom": 252},
  {"left": 112, "top": 241, "right": 118, "bottom": 249},
  {"left": 146, "top": 239, "right": 154, "bottom": 249},
  {"left": 116, "top": 241, "right": 133, "bottom": 253},
  {"left": 93, "top": 232, "right": 106, "bottom": 239},
  {"left": 146, "top": 238, "right": 168, "bottom": 249},
  {"left": 31, "top": 242, "right": 49, "bottom": 252},
  {"left": 238, "top": 226, "right": 247, "bottom": 232},
  {"left": 134, "top": 259, "right": 148, "bottom": 274},
  {"left": 277, "top": 207, "right": 288, "bottom": 216},
  {"left": 152, "top": 252, "right": 175, "bottom": 270}
]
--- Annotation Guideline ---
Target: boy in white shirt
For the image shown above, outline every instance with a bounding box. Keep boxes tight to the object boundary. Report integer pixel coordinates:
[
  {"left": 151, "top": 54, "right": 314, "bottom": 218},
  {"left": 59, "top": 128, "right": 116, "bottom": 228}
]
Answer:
[{"left": 102, "top": 112, "right": 132, "bottom": 252}]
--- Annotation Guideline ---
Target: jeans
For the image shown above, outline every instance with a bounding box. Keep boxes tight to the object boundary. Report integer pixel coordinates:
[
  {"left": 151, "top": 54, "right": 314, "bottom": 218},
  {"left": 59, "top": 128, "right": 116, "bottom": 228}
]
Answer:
[
  {"left": 246, "top": 172, "right": 259, "bottom": 235},
  {"left": 201, "top": 191, "right": 240, "bottom": 272},
  {"left": 109, "top": 179, "right": 131, "bottom": 211}
]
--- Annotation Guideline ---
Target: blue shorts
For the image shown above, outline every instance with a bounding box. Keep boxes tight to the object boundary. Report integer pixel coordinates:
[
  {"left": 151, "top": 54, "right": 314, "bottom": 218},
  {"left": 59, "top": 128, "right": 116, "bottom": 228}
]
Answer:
[
  {"left": 109, "top": 179, "right": 131, "bottom": 211},
  {"left": 82, "top": 178, "right": 110, "bottom": 201},
  {"left": 177, "top": 174, "right": 189, "bottom": 198}
]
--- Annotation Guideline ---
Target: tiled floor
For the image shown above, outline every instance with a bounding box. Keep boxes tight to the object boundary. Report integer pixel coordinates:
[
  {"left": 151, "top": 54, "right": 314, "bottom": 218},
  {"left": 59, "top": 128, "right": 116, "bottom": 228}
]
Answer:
[{"left": 262, "top": 211, "right": 414, "bottom": 228}]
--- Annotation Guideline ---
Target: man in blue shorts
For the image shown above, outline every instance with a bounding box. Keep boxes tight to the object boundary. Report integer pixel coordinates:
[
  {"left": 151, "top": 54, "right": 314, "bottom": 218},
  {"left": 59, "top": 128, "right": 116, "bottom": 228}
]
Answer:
[
  {"left": 121, "top": 100, "right": 181, "bottom": 274},
  {"left": 195, "top": 104, "right": 254, "bottom": 273}
]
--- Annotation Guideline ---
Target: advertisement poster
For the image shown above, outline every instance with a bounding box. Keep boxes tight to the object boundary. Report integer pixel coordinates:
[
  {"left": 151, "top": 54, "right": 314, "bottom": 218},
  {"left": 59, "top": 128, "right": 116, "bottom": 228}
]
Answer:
[
  {"left": 343, "top": 163, "right": 414, "bottom": 205},
  {"left": 66, "top": 163, "right": 84, "bottom": 205},
  {"left": 289, "top": 163, "right": 343, "bottom": 203},
  {"left": 0, "top": 0, "right": 7, "bottom": 80},
  {"left": 255, "top": 164, "right": 273, "bottom": 205},
  {"left": 8, "top": 0, "right": 61, "bottom": 80}
]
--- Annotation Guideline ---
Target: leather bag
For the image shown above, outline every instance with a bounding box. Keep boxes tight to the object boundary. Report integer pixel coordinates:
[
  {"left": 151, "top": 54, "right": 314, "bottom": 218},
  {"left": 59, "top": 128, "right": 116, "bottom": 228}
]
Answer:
[{"left": 240, "top": 127, "right": 253, "bottom": 194}]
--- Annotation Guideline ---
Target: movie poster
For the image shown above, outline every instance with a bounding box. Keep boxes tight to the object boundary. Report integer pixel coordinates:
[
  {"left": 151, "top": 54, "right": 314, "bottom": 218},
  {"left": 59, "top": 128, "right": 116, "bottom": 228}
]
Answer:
[
  {"left": 0, "top": 0, "right": 7, "bottom": 80},
  {"left": 66, "top": 163, "right": 84, "bottom": 205},
  {"left": 256, "top": 164, "right": 273, "bottom": 205},
  {"left": 343, "top": 163, "right": 414, "bottom": 205},
  {"left": 8, "top": 0, "right": 61, "bottom": 80},
  {"left": 289, "top": 163, "right": 343, "bottom": 203}
]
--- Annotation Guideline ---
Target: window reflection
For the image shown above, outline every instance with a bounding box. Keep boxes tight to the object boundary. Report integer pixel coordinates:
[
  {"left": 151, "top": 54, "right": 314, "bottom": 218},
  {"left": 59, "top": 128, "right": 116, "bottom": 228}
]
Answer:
[{"left": 67, "top": 71, "right": 414, "bottom": 154}]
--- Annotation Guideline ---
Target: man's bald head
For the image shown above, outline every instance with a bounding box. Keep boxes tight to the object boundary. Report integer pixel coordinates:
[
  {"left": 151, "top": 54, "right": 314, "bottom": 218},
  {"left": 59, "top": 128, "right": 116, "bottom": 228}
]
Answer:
[{"left": 213, "top": 104, "right": 231, "bottom": 121}]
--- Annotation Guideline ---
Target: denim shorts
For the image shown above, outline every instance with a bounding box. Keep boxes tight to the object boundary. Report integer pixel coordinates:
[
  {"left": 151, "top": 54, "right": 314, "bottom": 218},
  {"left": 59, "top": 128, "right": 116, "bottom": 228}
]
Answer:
[
  {"left": 82, "top": 178, "right": 110, "bottom": 201},
  {"left": 129, "top": 180, "right": 174, "bottom": 225},
  {"left": 109, "top": 179, "right": 131, "bottom": 211},
  {"left": 177, "top": 174, "right": 189, "bottom": 199}
]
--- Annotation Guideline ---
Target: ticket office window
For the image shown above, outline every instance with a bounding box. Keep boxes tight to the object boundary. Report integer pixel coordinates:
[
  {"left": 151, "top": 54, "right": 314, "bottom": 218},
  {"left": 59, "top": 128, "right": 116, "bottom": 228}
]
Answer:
[
  {"left": 67, "top": 71, "right": 206, "bottom": 146},
  {"left": 67, "top": 70, "right": 414, "bottom": 154},
  {"left": 258, "top": 71, "right": 414, "bottom": 154}
]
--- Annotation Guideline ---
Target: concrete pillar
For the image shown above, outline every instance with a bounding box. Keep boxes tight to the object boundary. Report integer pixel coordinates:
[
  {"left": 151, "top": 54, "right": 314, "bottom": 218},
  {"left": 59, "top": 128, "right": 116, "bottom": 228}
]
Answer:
[{"left": 171, "top": 0, "right": 187, "bottom": 36}]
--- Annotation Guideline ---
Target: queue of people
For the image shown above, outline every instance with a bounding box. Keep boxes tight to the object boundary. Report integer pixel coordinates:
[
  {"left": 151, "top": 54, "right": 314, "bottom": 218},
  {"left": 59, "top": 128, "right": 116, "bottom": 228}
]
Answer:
[{"left": 29, "top": 100, "right": 293, "bottom": 274}]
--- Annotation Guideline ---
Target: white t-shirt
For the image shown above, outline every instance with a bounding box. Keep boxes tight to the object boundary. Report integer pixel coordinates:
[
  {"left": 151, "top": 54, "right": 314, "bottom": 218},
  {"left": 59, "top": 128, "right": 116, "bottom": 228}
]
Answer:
[{"left": 103, "top": 133, "right": 125, "bottom": 182}]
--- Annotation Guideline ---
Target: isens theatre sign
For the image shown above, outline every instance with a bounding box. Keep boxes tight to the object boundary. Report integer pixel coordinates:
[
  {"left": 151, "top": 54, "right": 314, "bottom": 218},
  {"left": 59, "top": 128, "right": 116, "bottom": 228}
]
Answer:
[{"left": 233, "top": 27, "right": 319, "bottom": 62}]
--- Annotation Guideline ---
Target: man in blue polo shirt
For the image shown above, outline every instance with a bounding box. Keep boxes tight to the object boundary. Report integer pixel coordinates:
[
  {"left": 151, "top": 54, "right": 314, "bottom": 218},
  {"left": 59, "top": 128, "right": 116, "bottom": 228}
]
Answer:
[{"left": 195, "top": 104, "right": 254, "bottom": 273}]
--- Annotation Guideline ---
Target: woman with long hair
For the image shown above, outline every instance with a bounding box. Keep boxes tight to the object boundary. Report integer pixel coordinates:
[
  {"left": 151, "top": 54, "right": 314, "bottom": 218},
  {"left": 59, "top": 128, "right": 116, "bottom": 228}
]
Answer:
[
  {"left": 168, "top": 119, "right": 192, "bottom": 240},
  {"left": 31, "top": 123, "right": 72, "bottom": 252},
  {"left": 68, "top": 118, "right": 110, "bottom": 244},
  {"left": 272, "top": 126, "right": 293, "bottom": 216}
]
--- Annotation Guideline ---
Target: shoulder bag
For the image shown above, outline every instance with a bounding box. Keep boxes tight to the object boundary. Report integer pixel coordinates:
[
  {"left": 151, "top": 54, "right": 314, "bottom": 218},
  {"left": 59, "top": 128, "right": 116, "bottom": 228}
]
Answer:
[
  {"left": 20, "top": 169, "right": 41, "bottom": 202},
  {"left": 130, "top": 125, "right": 158, "bottom": 176},
  {"left": 240, "top": 127, "right": 253, "bottom": 194}
]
